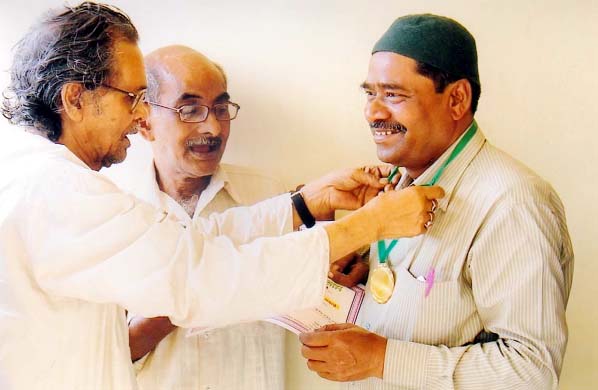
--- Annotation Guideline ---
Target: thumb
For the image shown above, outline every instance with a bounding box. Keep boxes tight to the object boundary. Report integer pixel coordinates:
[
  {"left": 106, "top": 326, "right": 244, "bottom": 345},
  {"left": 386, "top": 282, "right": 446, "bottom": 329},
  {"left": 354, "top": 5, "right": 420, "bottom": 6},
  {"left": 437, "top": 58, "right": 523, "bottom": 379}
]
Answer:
[
  {"left": 316, "top": 323, "right": 356, "bottom": 332},
  {"left": 421, "top": 185, "right": 445, "bottom": 200},
  {"left": 351, "top": 169, "right": 385, "bottom": 189}
]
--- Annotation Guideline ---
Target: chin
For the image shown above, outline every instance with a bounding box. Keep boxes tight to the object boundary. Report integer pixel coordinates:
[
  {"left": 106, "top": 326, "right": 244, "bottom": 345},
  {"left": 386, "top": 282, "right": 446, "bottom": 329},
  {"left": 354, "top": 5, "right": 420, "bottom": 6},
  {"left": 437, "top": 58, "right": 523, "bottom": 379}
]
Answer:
[
  {"left": 189, "top": 163, "right": 218, "bottom": 177},
  {"left": 376, "top": 149, "right": 401, "bottom": 165},
  {"left": 102, "top": 151, "right": 128, "bottom": 168}
]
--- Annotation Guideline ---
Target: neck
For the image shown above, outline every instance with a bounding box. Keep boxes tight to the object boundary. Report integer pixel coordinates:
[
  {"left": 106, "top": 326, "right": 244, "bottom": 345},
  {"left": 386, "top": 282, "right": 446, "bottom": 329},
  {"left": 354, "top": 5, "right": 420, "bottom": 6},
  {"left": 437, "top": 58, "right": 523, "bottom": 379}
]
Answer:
[
  {"left": 154, "top": 163, "right": 212, "bottom": 205},
  {"left": 59, "top": 122, "right": 102, "bottom": 171},
  {"left": 404, "top": 117, "right": 474, "bottom": 179}
]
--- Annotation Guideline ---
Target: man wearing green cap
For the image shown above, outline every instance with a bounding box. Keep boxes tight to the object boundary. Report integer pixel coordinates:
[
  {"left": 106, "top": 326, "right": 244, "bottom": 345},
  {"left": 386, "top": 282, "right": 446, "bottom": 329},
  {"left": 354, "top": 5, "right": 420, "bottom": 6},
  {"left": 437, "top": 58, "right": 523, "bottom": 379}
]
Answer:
[{"left": 300, "top": 14, "right": 573, "bottom": 389}]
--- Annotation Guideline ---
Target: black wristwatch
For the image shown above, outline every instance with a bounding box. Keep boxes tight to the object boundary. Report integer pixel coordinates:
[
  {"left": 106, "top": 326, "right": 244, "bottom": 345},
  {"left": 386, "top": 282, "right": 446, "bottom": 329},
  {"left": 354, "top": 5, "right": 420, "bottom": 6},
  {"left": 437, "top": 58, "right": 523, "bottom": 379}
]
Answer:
[{"left": 290, "top": 191, "right": 316, "bottom": 228}]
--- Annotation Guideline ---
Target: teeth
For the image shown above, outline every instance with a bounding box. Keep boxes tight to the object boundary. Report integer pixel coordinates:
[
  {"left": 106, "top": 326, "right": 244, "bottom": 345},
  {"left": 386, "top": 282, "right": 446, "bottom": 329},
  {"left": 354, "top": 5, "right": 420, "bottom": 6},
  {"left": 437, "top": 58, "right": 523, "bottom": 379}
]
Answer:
[
  {"left": 375, "top": 131, "right": 396, "bottom": 136},
  {"left": 189, "top": 140, "right": 218, "bottom": 146}
]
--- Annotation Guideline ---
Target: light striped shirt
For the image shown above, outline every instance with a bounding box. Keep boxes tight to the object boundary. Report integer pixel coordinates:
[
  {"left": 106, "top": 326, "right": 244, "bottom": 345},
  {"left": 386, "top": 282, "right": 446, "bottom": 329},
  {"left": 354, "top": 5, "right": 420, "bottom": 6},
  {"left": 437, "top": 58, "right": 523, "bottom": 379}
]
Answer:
[{"left": 349, "top": 125, "right": 573, "bottom": 389}]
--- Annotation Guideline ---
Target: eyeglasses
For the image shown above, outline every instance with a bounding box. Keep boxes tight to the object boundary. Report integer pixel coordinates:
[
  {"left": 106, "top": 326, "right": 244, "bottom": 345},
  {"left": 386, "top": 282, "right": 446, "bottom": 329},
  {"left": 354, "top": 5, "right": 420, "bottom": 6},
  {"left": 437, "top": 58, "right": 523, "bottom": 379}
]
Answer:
[
  {"left": 146, "top": 101, "right": 240, "bottom": 123},
  {"left": 100, "top": 84, "right": 147, "bottom": 113}
]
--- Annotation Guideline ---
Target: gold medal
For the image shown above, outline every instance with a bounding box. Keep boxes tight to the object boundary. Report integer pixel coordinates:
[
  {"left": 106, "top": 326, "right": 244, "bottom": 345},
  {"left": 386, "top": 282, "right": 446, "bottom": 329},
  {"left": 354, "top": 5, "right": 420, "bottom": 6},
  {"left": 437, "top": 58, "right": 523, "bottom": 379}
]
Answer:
[{"left": 369, "top": 263, "right": 395, "bottom": 304}]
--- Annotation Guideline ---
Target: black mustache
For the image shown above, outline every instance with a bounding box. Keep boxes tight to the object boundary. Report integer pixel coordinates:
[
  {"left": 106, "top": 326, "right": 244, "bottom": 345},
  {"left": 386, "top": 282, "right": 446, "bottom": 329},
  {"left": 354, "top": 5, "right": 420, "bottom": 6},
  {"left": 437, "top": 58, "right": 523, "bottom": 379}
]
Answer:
[
  {"left": 369, "top": 121, "right": 407, "bottom": 133},
  {"left": 186, "top": 137, "right": 222, "bottom": 148}
]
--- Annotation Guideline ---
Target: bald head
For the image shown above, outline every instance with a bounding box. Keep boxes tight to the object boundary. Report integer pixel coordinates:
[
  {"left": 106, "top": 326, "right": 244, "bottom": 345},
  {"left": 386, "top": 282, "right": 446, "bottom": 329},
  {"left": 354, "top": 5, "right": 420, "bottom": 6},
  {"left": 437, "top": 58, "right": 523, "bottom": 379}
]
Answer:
[
  {"left": 139, "top": 45, "right": 233, "bottom": 192},
  {"left": 145, "top": 45, "right": 227, "bottom": 103}
]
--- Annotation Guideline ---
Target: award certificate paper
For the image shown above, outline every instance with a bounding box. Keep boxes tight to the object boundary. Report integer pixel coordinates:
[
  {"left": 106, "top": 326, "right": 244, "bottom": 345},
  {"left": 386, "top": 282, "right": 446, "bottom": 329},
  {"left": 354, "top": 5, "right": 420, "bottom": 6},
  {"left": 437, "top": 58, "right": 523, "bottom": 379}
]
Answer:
[
  {"left": 187, "top": 279, "right": 365, "bottom": 337},
  {"left": 265, "top": 279, "right": 365, "bottom": 335}
]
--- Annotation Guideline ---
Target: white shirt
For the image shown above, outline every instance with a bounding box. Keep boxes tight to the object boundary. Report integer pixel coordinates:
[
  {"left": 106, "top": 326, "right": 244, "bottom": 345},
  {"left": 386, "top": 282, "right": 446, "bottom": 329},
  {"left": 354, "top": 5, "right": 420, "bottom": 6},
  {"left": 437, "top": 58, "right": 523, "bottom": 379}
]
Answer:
[
  {"left": 117, "top": 162, "right": 287, "bottom": 390},
  {"left": 348, "top": 125, "right": 573, "bottom": 389},
  {"left": 0, "top": 128, "right": 328, "bottom": 390}
]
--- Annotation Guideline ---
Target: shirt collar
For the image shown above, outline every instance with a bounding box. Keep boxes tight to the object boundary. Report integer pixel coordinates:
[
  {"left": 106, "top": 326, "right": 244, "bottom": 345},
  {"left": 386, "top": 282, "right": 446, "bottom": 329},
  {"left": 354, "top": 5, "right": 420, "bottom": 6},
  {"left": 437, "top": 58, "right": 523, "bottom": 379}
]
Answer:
[
  {"left": 213, "top": 164, "right": 244, "bottom": 205},
  {"left": 138, "top": 160, "right": 165, "bottom": 210},
  {"left": 140, "top": 161, "right": 244, "bottom": 217},
  {"left": 410, "top": 121, "right": 486, "bottom": 212}
]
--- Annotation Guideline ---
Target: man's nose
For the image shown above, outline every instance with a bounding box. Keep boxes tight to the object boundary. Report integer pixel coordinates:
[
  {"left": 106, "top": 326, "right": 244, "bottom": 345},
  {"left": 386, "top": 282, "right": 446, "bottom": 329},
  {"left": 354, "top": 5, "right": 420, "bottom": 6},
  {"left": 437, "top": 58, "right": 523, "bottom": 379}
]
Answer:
[
  {"left": 134, "top": 101, "right": 150, "bottom": 122},
  {"left": 364, "top": 97, "right": 391, "bottom": 122},
  {"left": 199, "top": 109, "right": 223, "bottom": 137}
]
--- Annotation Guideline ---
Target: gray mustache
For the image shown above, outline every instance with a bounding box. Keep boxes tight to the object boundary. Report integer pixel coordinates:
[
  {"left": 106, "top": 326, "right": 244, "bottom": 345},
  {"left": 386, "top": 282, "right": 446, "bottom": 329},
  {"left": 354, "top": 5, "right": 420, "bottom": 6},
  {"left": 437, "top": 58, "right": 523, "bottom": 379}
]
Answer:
[
  {"left": 186, "top": 137, "right": 222, "bottom": 147},
  {"left": 369, "top": 121, "right": 407, "bottom": 133}
]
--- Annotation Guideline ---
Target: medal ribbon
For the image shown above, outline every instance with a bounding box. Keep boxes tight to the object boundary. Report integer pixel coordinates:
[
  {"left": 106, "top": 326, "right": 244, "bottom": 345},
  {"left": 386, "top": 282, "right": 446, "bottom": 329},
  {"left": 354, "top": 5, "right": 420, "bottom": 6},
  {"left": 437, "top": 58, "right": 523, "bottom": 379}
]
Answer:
[{"left": 377, "top": 121, "right": 478, "bottom": 264}]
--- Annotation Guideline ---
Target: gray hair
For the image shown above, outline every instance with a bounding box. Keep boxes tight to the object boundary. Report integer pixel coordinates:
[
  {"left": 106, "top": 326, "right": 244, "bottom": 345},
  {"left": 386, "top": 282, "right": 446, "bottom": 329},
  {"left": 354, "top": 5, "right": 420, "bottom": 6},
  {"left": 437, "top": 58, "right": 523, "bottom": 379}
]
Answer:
[{"left": 1, "top": 2, "right": 139, "bottom": 141}]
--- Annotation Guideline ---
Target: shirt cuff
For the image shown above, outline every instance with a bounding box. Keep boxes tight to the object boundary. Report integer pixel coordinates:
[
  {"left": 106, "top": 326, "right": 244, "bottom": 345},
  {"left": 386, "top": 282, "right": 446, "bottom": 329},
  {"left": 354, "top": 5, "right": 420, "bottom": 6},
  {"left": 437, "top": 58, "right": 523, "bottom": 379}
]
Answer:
[{"left": 383, "top": 339, "right": 430, "bottom": 388}]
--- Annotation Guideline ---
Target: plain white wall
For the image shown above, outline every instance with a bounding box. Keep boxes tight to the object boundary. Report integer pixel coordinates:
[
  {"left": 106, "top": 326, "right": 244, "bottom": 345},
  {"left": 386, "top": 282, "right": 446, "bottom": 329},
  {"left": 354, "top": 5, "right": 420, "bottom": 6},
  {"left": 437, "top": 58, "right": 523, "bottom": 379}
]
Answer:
[{"left": 1, "top": 0, "right": 596, "bottom": 388}]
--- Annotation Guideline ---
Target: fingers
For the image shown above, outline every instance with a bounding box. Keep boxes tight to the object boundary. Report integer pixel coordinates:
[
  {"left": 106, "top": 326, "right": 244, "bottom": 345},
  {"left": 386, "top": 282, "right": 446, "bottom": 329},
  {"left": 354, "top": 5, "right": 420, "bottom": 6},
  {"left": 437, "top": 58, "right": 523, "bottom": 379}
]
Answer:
[
  {"left": 302, "top": 345, "right": 328, "bottom": 361},
  {"left": 375, "top": 164, "right": 394, "bottom": 178},
  {"left": 329, "top": 270, "right": 352, "bottom": 286},
  {"left": 351, "top": 169, "right": 386, "bottom": 189},
  {"left": 317, "top": 323, "right": 357, "bottom": 332},
  {"left": 363, "top": 164, "right": 393, "bottom": 178},
  {"left": 330, "top": 261, "right": 369, "bottom": 287},
  {"left": 306, "top": 359, "right": 329, "bottom": 372},
  {"left": 299, "top": 331, "right": 330, "bottom": 347},
  {"left": 330, "top": 252, "right": 355, "bottom": 273},
  {"left": 329, "top": 253, "right": 368, "bottom": 286}
]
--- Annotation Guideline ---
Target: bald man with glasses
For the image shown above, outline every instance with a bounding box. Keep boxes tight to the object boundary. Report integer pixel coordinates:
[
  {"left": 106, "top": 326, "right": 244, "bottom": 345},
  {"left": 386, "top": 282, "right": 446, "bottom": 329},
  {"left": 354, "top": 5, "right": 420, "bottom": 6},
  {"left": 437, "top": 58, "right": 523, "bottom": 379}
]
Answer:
[{"left": 115, "top": 45, "right": 288, "bottom": 390}]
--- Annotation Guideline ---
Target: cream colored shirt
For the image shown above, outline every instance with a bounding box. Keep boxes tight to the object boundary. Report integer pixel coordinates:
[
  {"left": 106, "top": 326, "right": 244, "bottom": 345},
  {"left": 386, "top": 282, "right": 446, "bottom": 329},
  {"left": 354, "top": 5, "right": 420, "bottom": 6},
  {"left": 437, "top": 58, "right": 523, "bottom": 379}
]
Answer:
[
  {"left": 0, "top": 129, "right": 328, "bottom": 390},
  {"left": 120, "top": 162, "right": 287, "bottom": 390},
  {"left": 349, "top": 125, "right": 573, "bottom": 390}
]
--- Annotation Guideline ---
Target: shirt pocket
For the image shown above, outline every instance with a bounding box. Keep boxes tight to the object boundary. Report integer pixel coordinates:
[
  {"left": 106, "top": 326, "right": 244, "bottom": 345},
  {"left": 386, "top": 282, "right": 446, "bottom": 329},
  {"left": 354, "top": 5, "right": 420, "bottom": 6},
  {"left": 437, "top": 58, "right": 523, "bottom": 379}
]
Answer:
[{"left": 383, "top": 266, "right": 481, "bottom": 347}]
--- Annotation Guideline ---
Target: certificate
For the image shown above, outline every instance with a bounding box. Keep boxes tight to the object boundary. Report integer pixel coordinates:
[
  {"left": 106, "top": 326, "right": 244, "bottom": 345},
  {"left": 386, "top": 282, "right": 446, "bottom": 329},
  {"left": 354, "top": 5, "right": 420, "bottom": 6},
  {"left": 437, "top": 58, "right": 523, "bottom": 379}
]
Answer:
[
  {"left": 266, "top": 279, "right": 365, "bottom": 335},
  {"left": 186, "top": 279, "right": 365, "bottom": 337}
]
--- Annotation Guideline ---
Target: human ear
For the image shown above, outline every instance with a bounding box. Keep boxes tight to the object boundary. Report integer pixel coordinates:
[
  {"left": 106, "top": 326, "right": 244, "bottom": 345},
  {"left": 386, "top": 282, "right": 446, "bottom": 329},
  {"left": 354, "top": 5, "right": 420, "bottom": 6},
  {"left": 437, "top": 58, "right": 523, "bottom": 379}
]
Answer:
[
  {"left": 448, "top": 79, "right": 472, "bottom": 120},
  {"left": 60, "top": 83, "right": 85, "bottom": 122}
]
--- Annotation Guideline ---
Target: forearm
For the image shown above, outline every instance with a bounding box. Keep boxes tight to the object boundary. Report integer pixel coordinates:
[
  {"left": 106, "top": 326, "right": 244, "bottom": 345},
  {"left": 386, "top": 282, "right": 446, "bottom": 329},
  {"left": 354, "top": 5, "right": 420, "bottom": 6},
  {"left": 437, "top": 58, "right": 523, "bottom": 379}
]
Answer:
[
  {"left": 197, "top": 193, "right": 294, "bottom": 242},
  {"left": 383, "top": 338, "right": 557, "bottom": 389},
  {"left": 324, "top": 209, "right": 378, "bottom": 263},
  {"left": 128, "top": 316, "right": 176, "bottom": 361}
]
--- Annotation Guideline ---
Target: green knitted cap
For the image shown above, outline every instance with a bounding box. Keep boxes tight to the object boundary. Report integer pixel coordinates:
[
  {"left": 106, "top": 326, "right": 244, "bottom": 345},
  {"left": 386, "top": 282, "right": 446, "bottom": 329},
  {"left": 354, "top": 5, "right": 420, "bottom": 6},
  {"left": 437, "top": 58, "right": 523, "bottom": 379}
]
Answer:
[{"left": 373, "top": 14, "right": 480, "bottom": 86}]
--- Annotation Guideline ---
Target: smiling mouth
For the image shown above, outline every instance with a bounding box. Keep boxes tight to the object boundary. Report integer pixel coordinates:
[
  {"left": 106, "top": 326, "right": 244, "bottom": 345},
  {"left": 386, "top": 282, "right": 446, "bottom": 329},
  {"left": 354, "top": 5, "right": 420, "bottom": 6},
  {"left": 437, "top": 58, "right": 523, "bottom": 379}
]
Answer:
[
  {"left": 370, "top": 121, "right": 407, "bottom": 136},
  {"left": 187, "top": 137, "right": 222, "bottom": 154},
  {"left": 373, "top": 130, "right": 403, "bottom": 136}
]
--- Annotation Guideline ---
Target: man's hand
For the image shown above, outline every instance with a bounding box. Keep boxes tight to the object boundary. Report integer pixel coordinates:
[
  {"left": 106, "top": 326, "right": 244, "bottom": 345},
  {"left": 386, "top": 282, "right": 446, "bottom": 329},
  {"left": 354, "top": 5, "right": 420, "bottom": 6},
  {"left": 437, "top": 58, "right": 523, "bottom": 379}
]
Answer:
[
  {"left": 365, "top": 185, "right": 445, "bottom": 239},
  {"left": 323, "top": 184, "right": 444, "bottom": 262},
  {"left": 129, "top": 316, "right": 176, "bottom": 361},
  {"left": 299, "top": 323, "right": 387, "bottom": 382},
  {"left": 300, "top": 165, "right": 395, "bottom": 220},
  {"left": 329, "top": 251, "right": 369, "bottom": 288}
]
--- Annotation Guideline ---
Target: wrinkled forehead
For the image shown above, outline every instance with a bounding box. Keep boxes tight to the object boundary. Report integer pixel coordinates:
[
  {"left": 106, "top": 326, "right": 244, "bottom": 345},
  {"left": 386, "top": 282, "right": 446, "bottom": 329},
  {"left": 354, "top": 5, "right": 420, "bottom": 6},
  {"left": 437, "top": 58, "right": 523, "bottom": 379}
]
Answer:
[{"left": 109, "top": 39, "right": 147, "bottom": 91}]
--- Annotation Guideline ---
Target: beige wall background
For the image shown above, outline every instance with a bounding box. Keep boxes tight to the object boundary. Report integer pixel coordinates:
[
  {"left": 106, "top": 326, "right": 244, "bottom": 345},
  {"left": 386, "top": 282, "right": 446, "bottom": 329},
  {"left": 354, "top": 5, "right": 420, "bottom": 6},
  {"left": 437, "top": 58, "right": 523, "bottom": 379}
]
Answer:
[{"left": 1, "top": 0, "right": 596, "bottom": 388}]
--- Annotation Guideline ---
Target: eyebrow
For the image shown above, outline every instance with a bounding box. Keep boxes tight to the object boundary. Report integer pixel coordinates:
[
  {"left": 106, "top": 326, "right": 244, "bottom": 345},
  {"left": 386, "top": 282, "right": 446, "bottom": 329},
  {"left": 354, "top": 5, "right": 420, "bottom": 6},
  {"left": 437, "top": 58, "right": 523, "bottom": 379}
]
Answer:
[
  {"left": 360, "top": 82, "right": 410, "bottom": 91},
  {"left": 214, "top": 92, "right": 231, "bottom": 103},
  {"left": 177, "top": 92, "right": 231, "bottom": 103},
  {"left": 178, "top": 93, "right": 203, "bottom": 101}
]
